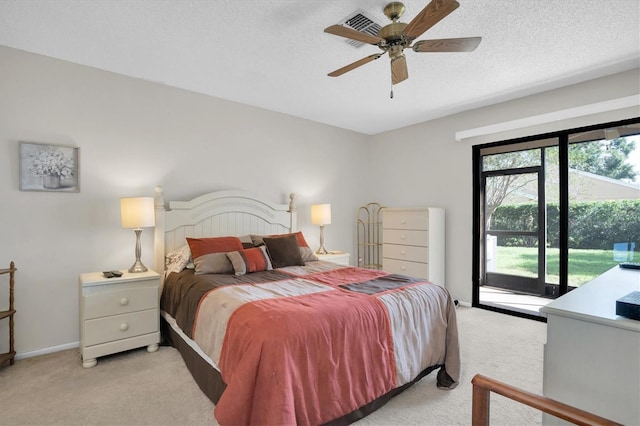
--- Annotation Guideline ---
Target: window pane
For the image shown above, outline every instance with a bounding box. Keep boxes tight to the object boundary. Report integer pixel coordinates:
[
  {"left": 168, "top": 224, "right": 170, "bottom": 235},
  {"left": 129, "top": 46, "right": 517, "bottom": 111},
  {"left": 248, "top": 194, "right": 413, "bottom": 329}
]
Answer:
[
  {"left": 487, "top": 239, "right": 539, "bottom": 279},
  {"left": 567, "top": 133, "right": 640, "bottom": 287},
  {"left": 486, "top": 173, "right": 538, "bottom": 232},
  {"left": 482, "top": 149, "right": 541, "bottom": 172}
]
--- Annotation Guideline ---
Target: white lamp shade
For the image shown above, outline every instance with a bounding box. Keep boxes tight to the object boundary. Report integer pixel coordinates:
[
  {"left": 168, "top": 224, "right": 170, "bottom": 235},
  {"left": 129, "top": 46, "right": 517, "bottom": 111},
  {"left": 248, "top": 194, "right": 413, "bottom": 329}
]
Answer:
[
  {"left": 311, "top": 204, "right": 332, "bottom": 226},
  {"left": 120, "top": 197, "right": 156, "bottom": 229}
]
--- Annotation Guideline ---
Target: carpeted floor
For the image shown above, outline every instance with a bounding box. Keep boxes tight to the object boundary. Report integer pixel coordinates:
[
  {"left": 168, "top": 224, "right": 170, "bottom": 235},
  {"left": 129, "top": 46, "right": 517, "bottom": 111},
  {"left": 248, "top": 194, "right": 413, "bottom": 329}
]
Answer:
[{"left": 0, "top": 307, "right": 547, "bottom": 425}]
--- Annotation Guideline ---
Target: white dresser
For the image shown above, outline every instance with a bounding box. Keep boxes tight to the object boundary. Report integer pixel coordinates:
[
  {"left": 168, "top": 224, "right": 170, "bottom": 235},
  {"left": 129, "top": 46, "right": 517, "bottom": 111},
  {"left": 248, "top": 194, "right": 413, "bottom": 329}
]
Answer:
[
  {"left": 382, "top": 208, "right": 445, "bottom": 285},
  {"left": 540, "top": 266, "right": 640, "bottom": 425},
  {"left": 79, "top": 270, "right": 160, "bottom": 368}
]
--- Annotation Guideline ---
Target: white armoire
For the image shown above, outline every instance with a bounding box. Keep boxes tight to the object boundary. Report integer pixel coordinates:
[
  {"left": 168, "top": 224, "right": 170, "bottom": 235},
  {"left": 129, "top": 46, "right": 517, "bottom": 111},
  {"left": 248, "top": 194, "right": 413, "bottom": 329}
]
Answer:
[{"left": 382, "top": 207, "right": 445, "bottom": 286}]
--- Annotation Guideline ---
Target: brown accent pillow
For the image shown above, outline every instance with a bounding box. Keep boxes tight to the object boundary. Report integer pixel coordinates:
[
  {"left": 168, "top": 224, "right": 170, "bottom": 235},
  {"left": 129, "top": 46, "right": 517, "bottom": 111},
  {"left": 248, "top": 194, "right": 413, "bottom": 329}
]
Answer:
[
  {"left": 186, "top": 237, "right": 243, "bottom": 275},
  {"left": 251, "top": 231, "right": 318, "bottom": 262},
  {"left": 263, "top": 234, "right": 305, "bottom": 268}
]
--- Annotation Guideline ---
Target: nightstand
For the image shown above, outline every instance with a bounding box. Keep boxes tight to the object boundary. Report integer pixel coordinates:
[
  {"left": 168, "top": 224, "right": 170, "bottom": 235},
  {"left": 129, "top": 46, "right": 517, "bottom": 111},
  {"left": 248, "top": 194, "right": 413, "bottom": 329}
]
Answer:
[
  {"left": 316, "top": 251, "right": 351, "bottom": 266},
  {"left": 79, "top": 270, "right": 160, "bottom": 368}
]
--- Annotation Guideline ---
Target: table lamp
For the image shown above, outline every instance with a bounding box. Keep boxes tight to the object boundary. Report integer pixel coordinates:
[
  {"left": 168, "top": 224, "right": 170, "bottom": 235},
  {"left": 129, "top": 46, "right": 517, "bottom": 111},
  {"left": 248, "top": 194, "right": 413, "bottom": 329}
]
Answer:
[
  {"left": 311, "top": 203, "right": 331, "bottom": 255},
  {"left": 121, "top": 196, "right": 155, "bottom": 273}
]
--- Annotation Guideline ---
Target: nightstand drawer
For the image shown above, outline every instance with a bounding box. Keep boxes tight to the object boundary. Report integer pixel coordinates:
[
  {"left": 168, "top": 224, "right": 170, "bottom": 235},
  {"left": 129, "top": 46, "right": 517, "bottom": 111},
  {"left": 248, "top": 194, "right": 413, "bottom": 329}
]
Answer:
[
  {"left": 83, "top": 309, "right": 158, "bottom": 347},
  {"left": 84, "top": 285, "right": 157, "bottom": 319},
  {"left": 383, "top": 229, "right": 429, "bottom": 246},
  {"left": 383, "top": 244, "right": 428, "bottom": 263}
]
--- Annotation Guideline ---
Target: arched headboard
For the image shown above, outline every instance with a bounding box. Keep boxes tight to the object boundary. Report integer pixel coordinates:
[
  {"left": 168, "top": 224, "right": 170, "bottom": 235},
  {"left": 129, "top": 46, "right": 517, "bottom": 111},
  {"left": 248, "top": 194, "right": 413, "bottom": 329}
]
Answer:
[{"left": 153, "top": 187, "right": 297, "bottom": 275}]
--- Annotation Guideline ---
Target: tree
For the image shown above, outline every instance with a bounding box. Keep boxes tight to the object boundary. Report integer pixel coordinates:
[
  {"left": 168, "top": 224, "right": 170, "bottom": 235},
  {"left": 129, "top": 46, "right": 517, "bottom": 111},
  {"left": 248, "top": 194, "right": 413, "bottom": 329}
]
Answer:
[
  {"left": 568, "top": 137, "right": 637, "bottom": 181},
  {"left": 483, "top": 136, "right": 638, "bottom": 225},
  {"left": 483, "top": 151, "right": 539, "bottom": 226}
]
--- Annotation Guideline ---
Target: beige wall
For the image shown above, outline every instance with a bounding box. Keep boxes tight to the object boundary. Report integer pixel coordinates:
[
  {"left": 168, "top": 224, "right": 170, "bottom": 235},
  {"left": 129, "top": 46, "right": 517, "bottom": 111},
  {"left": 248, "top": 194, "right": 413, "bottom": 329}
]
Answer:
[
  {"left": 368, "top": 69, "right": 639, "bottom": 304},
  {"left": 1, "top": 44, "right": 638, "bottom": 357},
  {"left": 0, "top": 46, "right": 369, "bottom": 356}
]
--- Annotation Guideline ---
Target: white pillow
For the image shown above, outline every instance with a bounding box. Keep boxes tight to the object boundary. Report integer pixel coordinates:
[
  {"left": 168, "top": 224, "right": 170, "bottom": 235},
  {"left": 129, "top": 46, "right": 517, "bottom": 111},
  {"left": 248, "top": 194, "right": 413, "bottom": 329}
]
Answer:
[{"left": 165, "top": 245, "right": 191, "bottom": 274}]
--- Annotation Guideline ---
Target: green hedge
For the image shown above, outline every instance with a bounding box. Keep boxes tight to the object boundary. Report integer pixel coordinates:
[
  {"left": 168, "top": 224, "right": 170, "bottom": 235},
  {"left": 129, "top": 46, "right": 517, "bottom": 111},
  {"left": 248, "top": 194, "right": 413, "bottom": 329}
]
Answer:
[{"left": 491, "top": 199, "right": 640, "bottom": 250}]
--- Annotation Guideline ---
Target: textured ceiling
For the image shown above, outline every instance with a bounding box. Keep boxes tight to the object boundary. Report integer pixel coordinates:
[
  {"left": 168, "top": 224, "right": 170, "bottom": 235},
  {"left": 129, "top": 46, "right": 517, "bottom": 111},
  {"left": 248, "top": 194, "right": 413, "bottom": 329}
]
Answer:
[{"left": 0, "top": 0, "right": 639, "bottom": 135}]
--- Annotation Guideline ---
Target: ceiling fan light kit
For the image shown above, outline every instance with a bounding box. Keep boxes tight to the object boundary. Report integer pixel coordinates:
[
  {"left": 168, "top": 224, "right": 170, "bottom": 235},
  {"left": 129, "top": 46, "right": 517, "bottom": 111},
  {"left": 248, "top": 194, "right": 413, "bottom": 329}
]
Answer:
[{"left": 325, "top": 0, "right": 481, "bottom": 89}]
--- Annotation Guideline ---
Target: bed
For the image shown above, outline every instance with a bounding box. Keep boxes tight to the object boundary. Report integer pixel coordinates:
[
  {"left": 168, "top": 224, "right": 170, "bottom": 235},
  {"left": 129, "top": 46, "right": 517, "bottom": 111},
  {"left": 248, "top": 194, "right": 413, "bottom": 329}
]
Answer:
[{"left": 152, "top": 188, "right": 460, "bottom": 425}]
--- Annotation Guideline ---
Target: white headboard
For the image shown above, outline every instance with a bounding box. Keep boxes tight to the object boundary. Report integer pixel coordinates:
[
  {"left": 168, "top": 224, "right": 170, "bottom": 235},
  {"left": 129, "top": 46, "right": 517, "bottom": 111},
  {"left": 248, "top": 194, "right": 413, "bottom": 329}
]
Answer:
[{"left": 153, "top": 187, "right": 297, "bottom": 275}]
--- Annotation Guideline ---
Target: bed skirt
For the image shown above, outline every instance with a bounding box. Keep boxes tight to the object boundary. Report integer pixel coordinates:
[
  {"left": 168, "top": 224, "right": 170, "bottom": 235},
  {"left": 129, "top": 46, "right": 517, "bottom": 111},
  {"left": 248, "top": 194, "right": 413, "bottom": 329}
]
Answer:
[
  {"left": 161, "top": 317, "right": 226, "bottom": 404},
  {"left": 161, "top": 316, "right": 444, "bottom": 425}
]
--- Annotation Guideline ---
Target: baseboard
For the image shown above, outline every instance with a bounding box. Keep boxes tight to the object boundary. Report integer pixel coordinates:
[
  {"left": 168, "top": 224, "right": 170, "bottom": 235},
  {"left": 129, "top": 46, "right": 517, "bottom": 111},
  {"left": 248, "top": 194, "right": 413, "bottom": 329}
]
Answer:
[
  {"left": 458, "top": 300, "right": 472, "bottom": 307},
  {"left": 16, "top": 341, "right": 79, "bottom": 360}
]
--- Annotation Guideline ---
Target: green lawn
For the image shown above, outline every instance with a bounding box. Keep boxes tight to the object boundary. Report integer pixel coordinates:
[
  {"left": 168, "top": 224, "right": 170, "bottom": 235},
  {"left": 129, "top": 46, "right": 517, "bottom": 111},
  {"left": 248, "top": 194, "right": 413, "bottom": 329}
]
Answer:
[{"left": 495, "top": 247, "right": 622, "bottom": 287}]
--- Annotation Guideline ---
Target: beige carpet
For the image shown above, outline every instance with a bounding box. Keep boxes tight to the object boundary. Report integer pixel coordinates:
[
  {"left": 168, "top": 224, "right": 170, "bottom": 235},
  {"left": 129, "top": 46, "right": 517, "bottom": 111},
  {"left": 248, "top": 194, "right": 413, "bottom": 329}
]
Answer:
[{"left": 0, "top": 307, "right": 547, "bottom": 425}]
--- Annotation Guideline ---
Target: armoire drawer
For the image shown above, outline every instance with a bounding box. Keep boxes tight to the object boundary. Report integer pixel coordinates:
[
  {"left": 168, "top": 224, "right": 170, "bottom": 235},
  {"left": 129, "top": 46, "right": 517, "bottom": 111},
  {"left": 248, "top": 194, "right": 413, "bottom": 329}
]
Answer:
[
  {"left": 382, "top": 258, "right": 429, "bottom": 280},
  {"left": 383, "top": 244, "right": 428, "bottom": 263},
  {"left": 383, "top": 210, "right": 429, "bottom": 230},
  {"left": 383, "top": 229, "right": 429, "bottom": 246}
]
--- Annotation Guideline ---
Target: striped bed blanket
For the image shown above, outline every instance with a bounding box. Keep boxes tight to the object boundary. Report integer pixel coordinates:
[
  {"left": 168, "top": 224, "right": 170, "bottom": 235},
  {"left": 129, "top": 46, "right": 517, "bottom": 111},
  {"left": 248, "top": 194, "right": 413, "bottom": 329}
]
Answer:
[{"left": 161, "top": 261, "right": 460, "bottom": 425}]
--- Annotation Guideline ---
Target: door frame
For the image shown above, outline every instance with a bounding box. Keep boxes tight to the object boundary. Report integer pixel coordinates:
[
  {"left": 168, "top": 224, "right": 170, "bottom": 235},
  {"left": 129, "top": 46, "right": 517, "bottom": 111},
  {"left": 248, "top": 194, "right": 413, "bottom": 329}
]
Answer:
[{"left": 472, "top": 117, "right": 640, "bottom": 321}]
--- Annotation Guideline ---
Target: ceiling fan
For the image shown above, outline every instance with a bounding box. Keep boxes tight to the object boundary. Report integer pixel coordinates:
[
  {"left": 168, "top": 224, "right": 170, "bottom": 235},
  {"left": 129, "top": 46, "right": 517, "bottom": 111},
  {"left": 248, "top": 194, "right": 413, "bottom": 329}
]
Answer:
[{"left": 324, "top": 0, "right": 481, "bottom": 86}]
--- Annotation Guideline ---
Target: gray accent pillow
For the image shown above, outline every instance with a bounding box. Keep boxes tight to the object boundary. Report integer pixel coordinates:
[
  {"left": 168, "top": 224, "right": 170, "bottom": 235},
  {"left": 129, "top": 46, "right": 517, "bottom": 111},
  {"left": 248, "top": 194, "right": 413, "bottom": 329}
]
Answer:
[{"left": 193, "top": 252, "right": 234, "bottom": 275}]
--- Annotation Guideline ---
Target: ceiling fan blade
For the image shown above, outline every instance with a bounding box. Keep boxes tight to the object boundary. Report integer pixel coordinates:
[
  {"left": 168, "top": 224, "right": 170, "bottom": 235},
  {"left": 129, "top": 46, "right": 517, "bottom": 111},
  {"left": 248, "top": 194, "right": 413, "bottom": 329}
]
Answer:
[
  {"left": 391, "top": 55, "right": 408, "bottom": 85},
  {"left": 324, "top": 24, "right": 384, "bottom": 45},
  {"left": 328, "top": 54, "right": 383, "bottom": 77},
  {"left": 413, "top": 36, "right": 481, "bottom": 52},
  {"left": 403, "top": 0, "right": 460, "bottom": 40}
]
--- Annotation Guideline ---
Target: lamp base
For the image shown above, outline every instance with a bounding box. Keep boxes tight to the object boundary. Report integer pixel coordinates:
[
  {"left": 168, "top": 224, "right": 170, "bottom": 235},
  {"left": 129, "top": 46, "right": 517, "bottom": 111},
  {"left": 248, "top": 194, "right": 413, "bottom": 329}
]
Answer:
[
  {"left": 128, "top": 259, "right": 148, "bottom": 273},
  {"left": 128, "top": 228, "right": 148, "bottom": 273},
  {"left": 315, "top": 246, "right": 329, "bottom": 255},
  {"left": 316, "top": 225, "right": 328, "bottom": 255}
]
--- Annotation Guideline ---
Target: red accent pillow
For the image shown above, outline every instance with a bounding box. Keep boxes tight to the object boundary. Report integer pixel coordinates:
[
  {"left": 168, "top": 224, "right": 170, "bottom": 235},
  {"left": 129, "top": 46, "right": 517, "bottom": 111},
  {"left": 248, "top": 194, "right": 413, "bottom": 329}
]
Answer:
[
  {"left": 291, "top": 231, "right": 311, "bottom": 248},
  {"left": 186, "top": 237, "right": 244, "bottom": 275},
  {"left": 187, "top": 237, "right": 243, "bottom": 258},
  {"left": 226, "top": 247, "right": 273, "bottom": 276}
]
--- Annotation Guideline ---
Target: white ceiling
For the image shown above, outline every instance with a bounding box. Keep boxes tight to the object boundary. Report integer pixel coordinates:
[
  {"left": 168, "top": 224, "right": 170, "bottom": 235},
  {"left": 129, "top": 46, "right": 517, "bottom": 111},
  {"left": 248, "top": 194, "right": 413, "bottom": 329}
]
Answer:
[{"left": 1, "top": 0, "right": 639, "bottom": 135}]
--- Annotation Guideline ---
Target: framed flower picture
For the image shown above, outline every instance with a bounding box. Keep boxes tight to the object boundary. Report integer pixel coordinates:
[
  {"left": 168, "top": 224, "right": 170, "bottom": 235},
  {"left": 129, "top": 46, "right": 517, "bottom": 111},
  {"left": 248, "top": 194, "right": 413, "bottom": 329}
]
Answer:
[{"left": 19, "top": 141, "right": 80, "bottom": 192}]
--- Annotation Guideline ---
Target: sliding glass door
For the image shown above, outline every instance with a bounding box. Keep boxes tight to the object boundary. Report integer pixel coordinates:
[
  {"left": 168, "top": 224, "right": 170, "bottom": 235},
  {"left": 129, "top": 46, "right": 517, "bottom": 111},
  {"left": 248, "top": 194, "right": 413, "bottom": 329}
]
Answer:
[
  {"left": 567, "top": 130, "right": 640, "bottom": 287},
  {"left": 473, "top": 118, "right": 640, "bottom": 320}
]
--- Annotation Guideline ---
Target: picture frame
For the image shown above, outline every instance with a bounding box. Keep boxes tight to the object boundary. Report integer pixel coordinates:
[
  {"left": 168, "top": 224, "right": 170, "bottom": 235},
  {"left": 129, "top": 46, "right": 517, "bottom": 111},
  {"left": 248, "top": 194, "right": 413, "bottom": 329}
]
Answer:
[{"left": 19, "top": 141, "right": 80, "bottom": 192}]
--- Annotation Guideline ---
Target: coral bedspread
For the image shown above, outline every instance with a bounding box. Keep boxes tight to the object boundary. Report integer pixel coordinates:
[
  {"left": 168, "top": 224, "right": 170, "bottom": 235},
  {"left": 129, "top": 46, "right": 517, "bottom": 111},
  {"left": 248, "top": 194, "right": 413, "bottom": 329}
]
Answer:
[{"left": 161, "top": 261, "right": 460, "bottom": 425}]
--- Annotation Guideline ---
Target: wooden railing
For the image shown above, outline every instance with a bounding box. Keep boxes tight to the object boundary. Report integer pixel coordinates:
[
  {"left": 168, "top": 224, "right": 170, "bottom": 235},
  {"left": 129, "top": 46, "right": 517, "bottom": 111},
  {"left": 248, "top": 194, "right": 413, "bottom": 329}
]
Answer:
[{"left": 471, "top": 374, "right": 622, "bottom": 426}]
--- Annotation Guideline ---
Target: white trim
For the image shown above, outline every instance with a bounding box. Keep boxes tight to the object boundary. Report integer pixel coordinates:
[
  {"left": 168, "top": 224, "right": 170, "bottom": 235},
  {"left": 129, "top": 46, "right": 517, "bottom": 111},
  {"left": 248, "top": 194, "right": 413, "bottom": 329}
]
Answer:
[
  {"left": 455, "top": 95, "right": 640, "bottom": 142},
  {"left": 16, "top": 341, "right": 79, "bottom": 360},
  {"left": 457, "top": 300, "right": 472, "bottom": 308}
]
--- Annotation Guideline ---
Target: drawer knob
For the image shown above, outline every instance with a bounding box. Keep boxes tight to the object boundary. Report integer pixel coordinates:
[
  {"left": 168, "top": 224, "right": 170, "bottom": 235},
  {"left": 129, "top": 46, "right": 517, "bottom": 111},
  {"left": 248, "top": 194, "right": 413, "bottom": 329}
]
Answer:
[
  {"left": 120, "top": 298, "right": 129, "bottom": 306},
  {"left": 401, "top": 220, "right": 406, "bottom": 224},
  {"left": 401, "top": 266, "right": 406, "bottom": 271},
  {"left": 401, "top": 234, "right": 406, "bottom": 240},
  {"left": 120, "top": 323, "right": 129, "bottom": 332},
  {"left": 401, "top": 250, "right": 406, "bottom": 255}
]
